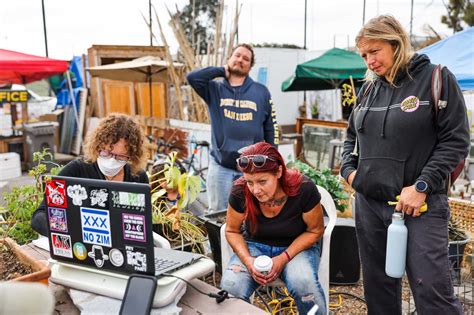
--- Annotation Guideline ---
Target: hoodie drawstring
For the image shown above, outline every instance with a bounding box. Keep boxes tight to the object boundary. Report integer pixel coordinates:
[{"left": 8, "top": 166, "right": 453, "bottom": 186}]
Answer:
[
  {"left": 380, "top": 88, "right": 394, "bottom": 138},
  {"left": 358, "top": 82, "right": 379, "bottom": 133}
]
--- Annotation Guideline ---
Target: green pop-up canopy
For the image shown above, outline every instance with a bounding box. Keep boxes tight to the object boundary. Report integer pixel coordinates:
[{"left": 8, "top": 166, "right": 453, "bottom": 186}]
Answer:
[{"left": 281, "top": 48, "right": 367, "bottom": 91}]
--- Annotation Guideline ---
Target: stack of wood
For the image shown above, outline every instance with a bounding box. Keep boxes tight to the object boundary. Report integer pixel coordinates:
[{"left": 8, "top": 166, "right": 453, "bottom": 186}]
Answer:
[{"left": 148, "top": 1, "right": 242, "bottom": 124}]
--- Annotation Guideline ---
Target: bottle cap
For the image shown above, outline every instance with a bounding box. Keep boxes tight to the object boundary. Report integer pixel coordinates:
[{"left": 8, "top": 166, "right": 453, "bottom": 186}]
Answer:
[
  {"left": 392, "top": 212, "right": 404, "bottom": 220},
  {"left": 253, "top": 255, "right": 273, "bottom": 273}
]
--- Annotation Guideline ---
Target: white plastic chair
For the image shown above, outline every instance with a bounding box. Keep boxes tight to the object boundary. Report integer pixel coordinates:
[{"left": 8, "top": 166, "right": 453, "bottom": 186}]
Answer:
[
  {"left": 153, "top": 231, "right": 171, "bottom": 249},
  {"left": 220, "top": 185, "right": 337, "bottom": 314}
]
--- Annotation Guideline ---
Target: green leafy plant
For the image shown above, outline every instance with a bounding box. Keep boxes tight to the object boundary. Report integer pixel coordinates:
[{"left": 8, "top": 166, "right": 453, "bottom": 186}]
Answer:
[
  {"left": 149, "top": 152, "right": 206, "bottom": 252},
  {"left": 288, "top": 160, "right": 348, "bottom": 212},
  {"left": 0, "top": 148, "right": 62, "bottom": 244},
  {"left": 311, "top": 103, "right": 319, "bottom": 118}
]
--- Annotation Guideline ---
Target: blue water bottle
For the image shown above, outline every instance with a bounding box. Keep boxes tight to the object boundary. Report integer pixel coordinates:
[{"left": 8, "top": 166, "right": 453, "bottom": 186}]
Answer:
[{"left": 385, "top": 211, "right": 408, "bottom": 278}]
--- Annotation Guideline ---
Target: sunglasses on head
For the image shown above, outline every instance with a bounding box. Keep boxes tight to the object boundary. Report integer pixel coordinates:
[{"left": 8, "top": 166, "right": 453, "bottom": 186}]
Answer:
[{"left": 236, "top": 155, "right": 277, "bottom": 170}]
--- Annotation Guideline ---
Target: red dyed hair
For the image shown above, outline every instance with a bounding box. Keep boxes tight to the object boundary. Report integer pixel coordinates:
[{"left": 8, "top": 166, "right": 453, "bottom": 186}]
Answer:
[{"left": 233, "top": 142, "right": 303, "bottom": 234}]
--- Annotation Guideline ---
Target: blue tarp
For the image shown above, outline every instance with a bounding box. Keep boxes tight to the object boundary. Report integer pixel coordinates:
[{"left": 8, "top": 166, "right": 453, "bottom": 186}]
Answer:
[{"left": 418, "top": 27, "right": 474, "bottom": 91}]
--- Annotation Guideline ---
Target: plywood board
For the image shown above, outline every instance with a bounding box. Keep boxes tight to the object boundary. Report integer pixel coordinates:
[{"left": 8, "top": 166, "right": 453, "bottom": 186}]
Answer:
[
  {"left": 136, "top": 82, "right": 167, "bottom": 118},
  {"left": 102, "top": 81, "right": 136, "bottom": 115}
]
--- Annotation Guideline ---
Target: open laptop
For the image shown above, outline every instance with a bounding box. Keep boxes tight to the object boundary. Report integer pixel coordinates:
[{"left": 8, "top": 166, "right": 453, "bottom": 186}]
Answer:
[{"left": 44, "top": 175, "right": 206, "bottom": 277}]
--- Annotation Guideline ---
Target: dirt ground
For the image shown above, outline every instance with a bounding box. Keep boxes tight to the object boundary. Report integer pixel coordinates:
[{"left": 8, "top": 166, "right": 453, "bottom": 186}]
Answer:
[
  {"left": 203, "top": 270, "right": 473, "bottom": 314},
  {"left": 0, "top": 242, "right": 32, "bottom": 280}
]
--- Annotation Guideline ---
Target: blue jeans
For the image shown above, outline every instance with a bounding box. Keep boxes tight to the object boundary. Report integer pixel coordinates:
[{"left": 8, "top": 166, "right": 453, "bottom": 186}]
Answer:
[
  {"left": 220, "top": 241, "right": 326, "bottom": 315},
  {"left": 206, "top": 157, "right": 241, "bottom": 212}
]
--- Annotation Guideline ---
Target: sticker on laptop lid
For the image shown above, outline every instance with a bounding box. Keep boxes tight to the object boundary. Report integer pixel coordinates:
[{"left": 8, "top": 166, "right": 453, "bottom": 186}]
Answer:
[
  {"left": 48, "top": 207, "right": 68, "bottom": 233},
  {"left": 109, "top": 248, "right": 125, "bottom": 267},
  {"left": 46, "top": 179, "right": 67, "bottom": 208},
  {"left": 125, "top": 245, "right": 147, "bottom": 272},
  {"left": 88, "top": 245, "right": 109, "bottom": 268},
  {"left": 80, "top": 207, "right": 112, "bottom": 247},
  {"left": 67, "top": 184, "right": 88, "bottom": 206},
  {"left": 111, "top": 191, "right": 146, "bottom": 211},
  {"left": 90, "top": 188, "right": 109, "bottom": 208},
  {"left": 51, "top": 233, "right": 73, "bottom": 258},
  {"left": 73, "top": 242, "right": 87, "bottom": 260},
  {"left": 122, "top": 213, "right": 146, "bottom": 242}
]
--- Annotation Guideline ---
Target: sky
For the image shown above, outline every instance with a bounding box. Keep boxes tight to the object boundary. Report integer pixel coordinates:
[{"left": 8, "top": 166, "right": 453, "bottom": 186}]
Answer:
[{"left": 0, "top": 0, "right": 456, "bottom": 61}]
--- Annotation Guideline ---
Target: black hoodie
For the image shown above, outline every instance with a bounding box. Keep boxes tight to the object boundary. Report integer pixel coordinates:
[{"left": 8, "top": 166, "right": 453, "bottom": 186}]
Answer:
[{"left": 341, "top": 54, "right": 469, "bottom": 201}]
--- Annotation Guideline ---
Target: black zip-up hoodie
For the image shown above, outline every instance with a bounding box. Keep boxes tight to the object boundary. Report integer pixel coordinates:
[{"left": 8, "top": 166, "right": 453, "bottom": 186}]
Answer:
[{"left": 341, "top": 54, "right": 469, "bottom": 201}]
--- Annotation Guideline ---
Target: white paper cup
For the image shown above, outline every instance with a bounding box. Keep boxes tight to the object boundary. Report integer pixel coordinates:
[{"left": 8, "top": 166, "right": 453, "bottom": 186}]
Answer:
[{"left": 253, "top": 255, "right": 273, "bottom": 274}]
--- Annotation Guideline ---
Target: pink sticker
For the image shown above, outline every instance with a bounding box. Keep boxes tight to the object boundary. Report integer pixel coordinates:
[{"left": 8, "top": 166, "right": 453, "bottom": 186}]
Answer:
[{"left": 400, "top": 96, "right": 420, "bottom": 112}]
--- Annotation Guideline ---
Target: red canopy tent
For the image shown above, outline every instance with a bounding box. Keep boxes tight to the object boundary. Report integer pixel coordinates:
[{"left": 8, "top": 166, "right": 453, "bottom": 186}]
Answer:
[{"left": 0, "top": 49, "right": 69, "bottom": 84}]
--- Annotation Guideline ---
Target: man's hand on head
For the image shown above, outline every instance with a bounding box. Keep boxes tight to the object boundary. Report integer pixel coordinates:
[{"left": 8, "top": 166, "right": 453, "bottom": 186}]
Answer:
[{"left": 224, "top": 64, "right": 230, "bottom": 79}]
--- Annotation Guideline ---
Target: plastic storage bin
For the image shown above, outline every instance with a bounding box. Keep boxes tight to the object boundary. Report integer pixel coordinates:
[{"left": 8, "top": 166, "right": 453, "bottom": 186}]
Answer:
[{"left": 0, "top": 152, "right": 22, "bottom": 180}]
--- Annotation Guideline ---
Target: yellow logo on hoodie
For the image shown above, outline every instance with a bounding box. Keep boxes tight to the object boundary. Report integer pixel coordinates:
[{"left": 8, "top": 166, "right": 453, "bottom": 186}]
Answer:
[{"left": 400, "top": 96, "right": 420, "bottom": 112}]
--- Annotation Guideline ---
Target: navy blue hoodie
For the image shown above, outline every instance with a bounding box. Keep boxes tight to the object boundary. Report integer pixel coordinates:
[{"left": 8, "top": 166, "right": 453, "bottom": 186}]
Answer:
[{"left": 187, "top": 67, "right": 279, "bottom": 170}]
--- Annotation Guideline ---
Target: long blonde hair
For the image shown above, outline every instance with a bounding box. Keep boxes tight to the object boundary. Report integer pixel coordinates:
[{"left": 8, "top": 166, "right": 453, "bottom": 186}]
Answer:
[{"left": 356, "top": 15, "right": 414, "bottom": 86}]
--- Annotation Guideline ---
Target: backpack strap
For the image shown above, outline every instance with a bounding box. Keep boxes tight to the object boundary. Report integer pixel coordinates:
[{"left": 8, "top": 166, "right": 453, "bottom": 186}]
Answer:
[{"left": 431, "top": 64, "right": 447, "bottom": 119}]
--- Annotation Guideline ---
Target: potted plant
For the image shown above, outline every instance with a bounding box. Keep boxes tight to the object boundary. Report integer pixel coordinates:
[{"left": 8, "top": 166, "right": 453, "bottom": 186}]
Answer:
[
  {"left": 311, "top": 102, "right": 319, "bottom": 119},
  {"left": 448, "top": 219, "right": 471, "bottom": 283},
  {"left": 149, "top": 152, "right": 206, "bottom": 252},
  {"left": 0, "top": 148, "right": 61, "bottom": 283}
]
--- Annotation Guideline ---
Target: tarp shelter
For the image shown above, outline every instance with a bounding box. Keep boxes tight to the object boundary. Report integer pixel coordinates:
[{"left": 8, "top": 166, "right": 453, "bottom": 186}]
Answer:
[
  {"left": 281, "top": 48, "right": 367, "bottom": 91},
  {"left": 418, "top": 27, "right": 474, "bottom": 91},
  {"left": 0, "top": 49, "right": 69, "bottom": 84}
]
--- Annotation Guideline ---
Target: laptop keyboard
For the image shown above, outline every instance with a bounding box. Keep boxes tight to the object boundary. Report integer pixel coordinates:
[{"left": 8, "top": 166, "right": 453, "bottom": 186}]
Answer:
[{"left": 154, "top": 257, "right": 180, "bottom": 273}]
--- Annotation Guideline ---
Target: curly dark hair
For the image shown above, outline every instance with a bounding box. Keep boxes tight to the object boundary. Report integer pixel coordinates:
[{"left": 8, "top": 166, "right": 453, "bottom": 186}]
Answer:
[{"left": 83, "top": 113, "right": 147, "bottom": 175}]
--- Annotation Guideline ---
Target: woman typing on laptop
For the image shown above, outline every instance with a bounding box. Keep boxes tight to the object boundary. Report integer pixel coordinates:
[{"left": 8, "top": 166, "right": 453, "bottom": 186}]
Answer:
[{"left": 31, "top": 114, "right": 148, "bottom": 236}]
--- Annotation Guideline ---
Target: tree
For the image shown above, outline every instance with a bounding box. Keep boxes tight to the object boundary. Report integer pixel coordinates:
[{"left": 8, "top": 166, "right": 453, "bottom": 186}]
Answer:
[
  {"left": 441, "top": 0, "right": 474, "bottom": 33},
  {"left": 175, "top": 0, "right": 219, "bottom": 54}
]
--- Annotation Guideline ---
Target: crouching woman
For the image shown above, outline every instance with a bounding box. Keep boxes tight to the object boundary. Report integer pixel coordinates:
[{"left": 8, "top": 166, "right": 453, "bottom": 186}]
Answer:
[{"left": 220, "top": 142, "right": 326, "bottom": 314}]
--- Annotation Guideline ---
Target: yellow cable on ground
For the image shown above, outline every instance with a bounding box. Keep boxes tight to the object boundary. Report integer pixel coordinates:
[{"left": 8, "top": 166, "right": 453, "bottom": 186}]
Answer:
[{"left": 329, "top": 289, "right": 343, "bottom": 309}]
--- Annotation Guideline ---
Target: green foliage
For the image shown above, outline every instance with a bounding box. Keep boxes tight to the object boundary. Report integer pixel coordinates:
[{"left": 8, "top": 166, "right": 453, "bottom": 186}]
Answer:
[
  {"left": 175, "top": 0, "right": 219, "bottom": 54},
  {"left": 149, "top": 152, "right": 206, "bottom": 252},
  {"left": 252, "top": 43, "right": 303, "bottom": 49},
  {"left": 288, "top": 160, "right": 348, "bottom": 212},
  {"left": 441, "top": 0, "right": 474, "bottom": 33},
  {"left": 0, "top": 148, "right": 62, "bottom": 245}
]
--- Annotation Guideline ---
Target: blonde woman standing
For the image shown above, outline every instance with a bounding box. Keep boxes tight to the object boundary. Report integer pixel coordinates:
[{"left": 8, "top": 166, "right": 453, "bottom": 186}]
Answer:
[{"left": 341, "top": 15, "right": 468, "bottom": 314}]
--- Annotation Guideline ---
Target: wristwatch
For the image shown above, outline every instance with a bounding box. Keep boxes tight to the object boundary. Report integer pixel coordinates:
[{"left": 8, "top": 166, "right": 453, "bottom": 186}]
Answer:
[{"left": 415, "top": 180, "right": 429, "bottom": 194}]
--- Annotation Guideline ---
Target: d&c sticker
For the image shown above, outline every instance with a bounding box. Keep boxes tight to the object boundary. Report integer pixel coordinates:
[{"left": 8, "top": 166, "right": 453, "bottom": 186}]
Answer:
[
  {"left": 73, "top": 242, "right": 88, "bottom": 260},
  {"left": 80, "top": 207, "right": 112, "bottom": 247},
  {"left": 67, "top": 184, "right": 88, "bottom": 206},
  {"left": 46, "top": 179, "right": 67, "bottom": 208},
  {"left": 122, "top": 213, "right": 146, "bottom": 242},
  {"left": 48, "top": 207, "right": 68, "bottom": 233},
  {"left": 51, "top": 233, "right": 73, "bottom": 258},
  {"left": 87, "top": 245, "right": 109, "bottom": 268}
]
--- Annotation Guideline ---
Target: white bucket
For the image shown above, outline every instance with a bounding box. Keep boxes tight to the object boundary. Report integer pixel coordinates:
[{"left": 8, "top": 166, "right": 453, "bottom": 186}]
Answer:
[{"left": 0, "top": 152, "right": 22, "bottom": 180}]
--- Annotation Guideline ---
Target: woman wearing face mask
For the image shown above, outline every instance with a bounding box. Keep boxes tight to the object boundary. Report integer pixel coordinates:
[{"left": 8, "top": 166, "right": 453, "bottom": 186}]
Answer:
[{"left": 31, "top": 113, "right": 148, "bottom": 236}]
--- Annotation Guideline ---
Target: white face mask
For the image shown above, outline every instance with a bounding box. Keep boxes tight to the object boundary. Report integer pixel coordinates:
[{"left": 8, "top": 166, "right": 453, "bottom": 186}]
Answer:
[{"left": 97, "top": 156, "right": 127, "bottom": 178}]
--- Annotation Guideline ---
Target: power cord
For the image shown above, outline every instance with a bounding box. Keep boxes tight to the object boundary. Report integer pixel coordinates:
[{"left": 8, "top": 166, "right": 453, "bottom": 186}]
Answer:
[{"left": 161, "top": 273, "right": 240, "bottom": 304}]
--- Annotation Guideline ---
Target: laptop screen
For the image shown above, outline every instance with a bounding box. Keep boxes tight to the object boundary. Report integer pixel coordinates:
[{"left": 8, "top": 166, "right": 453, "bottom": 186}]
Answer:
[{"left": 45, "top": 175, "right": 155, "bottom": 275}]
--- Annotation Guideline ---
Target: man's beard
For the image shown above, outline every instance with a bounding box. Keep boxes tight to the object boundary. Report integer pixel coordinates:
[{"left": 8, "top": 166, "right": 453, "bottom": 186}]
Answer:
[{"left": 228, "top": 65, "right": 249, "bottom": 77}]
